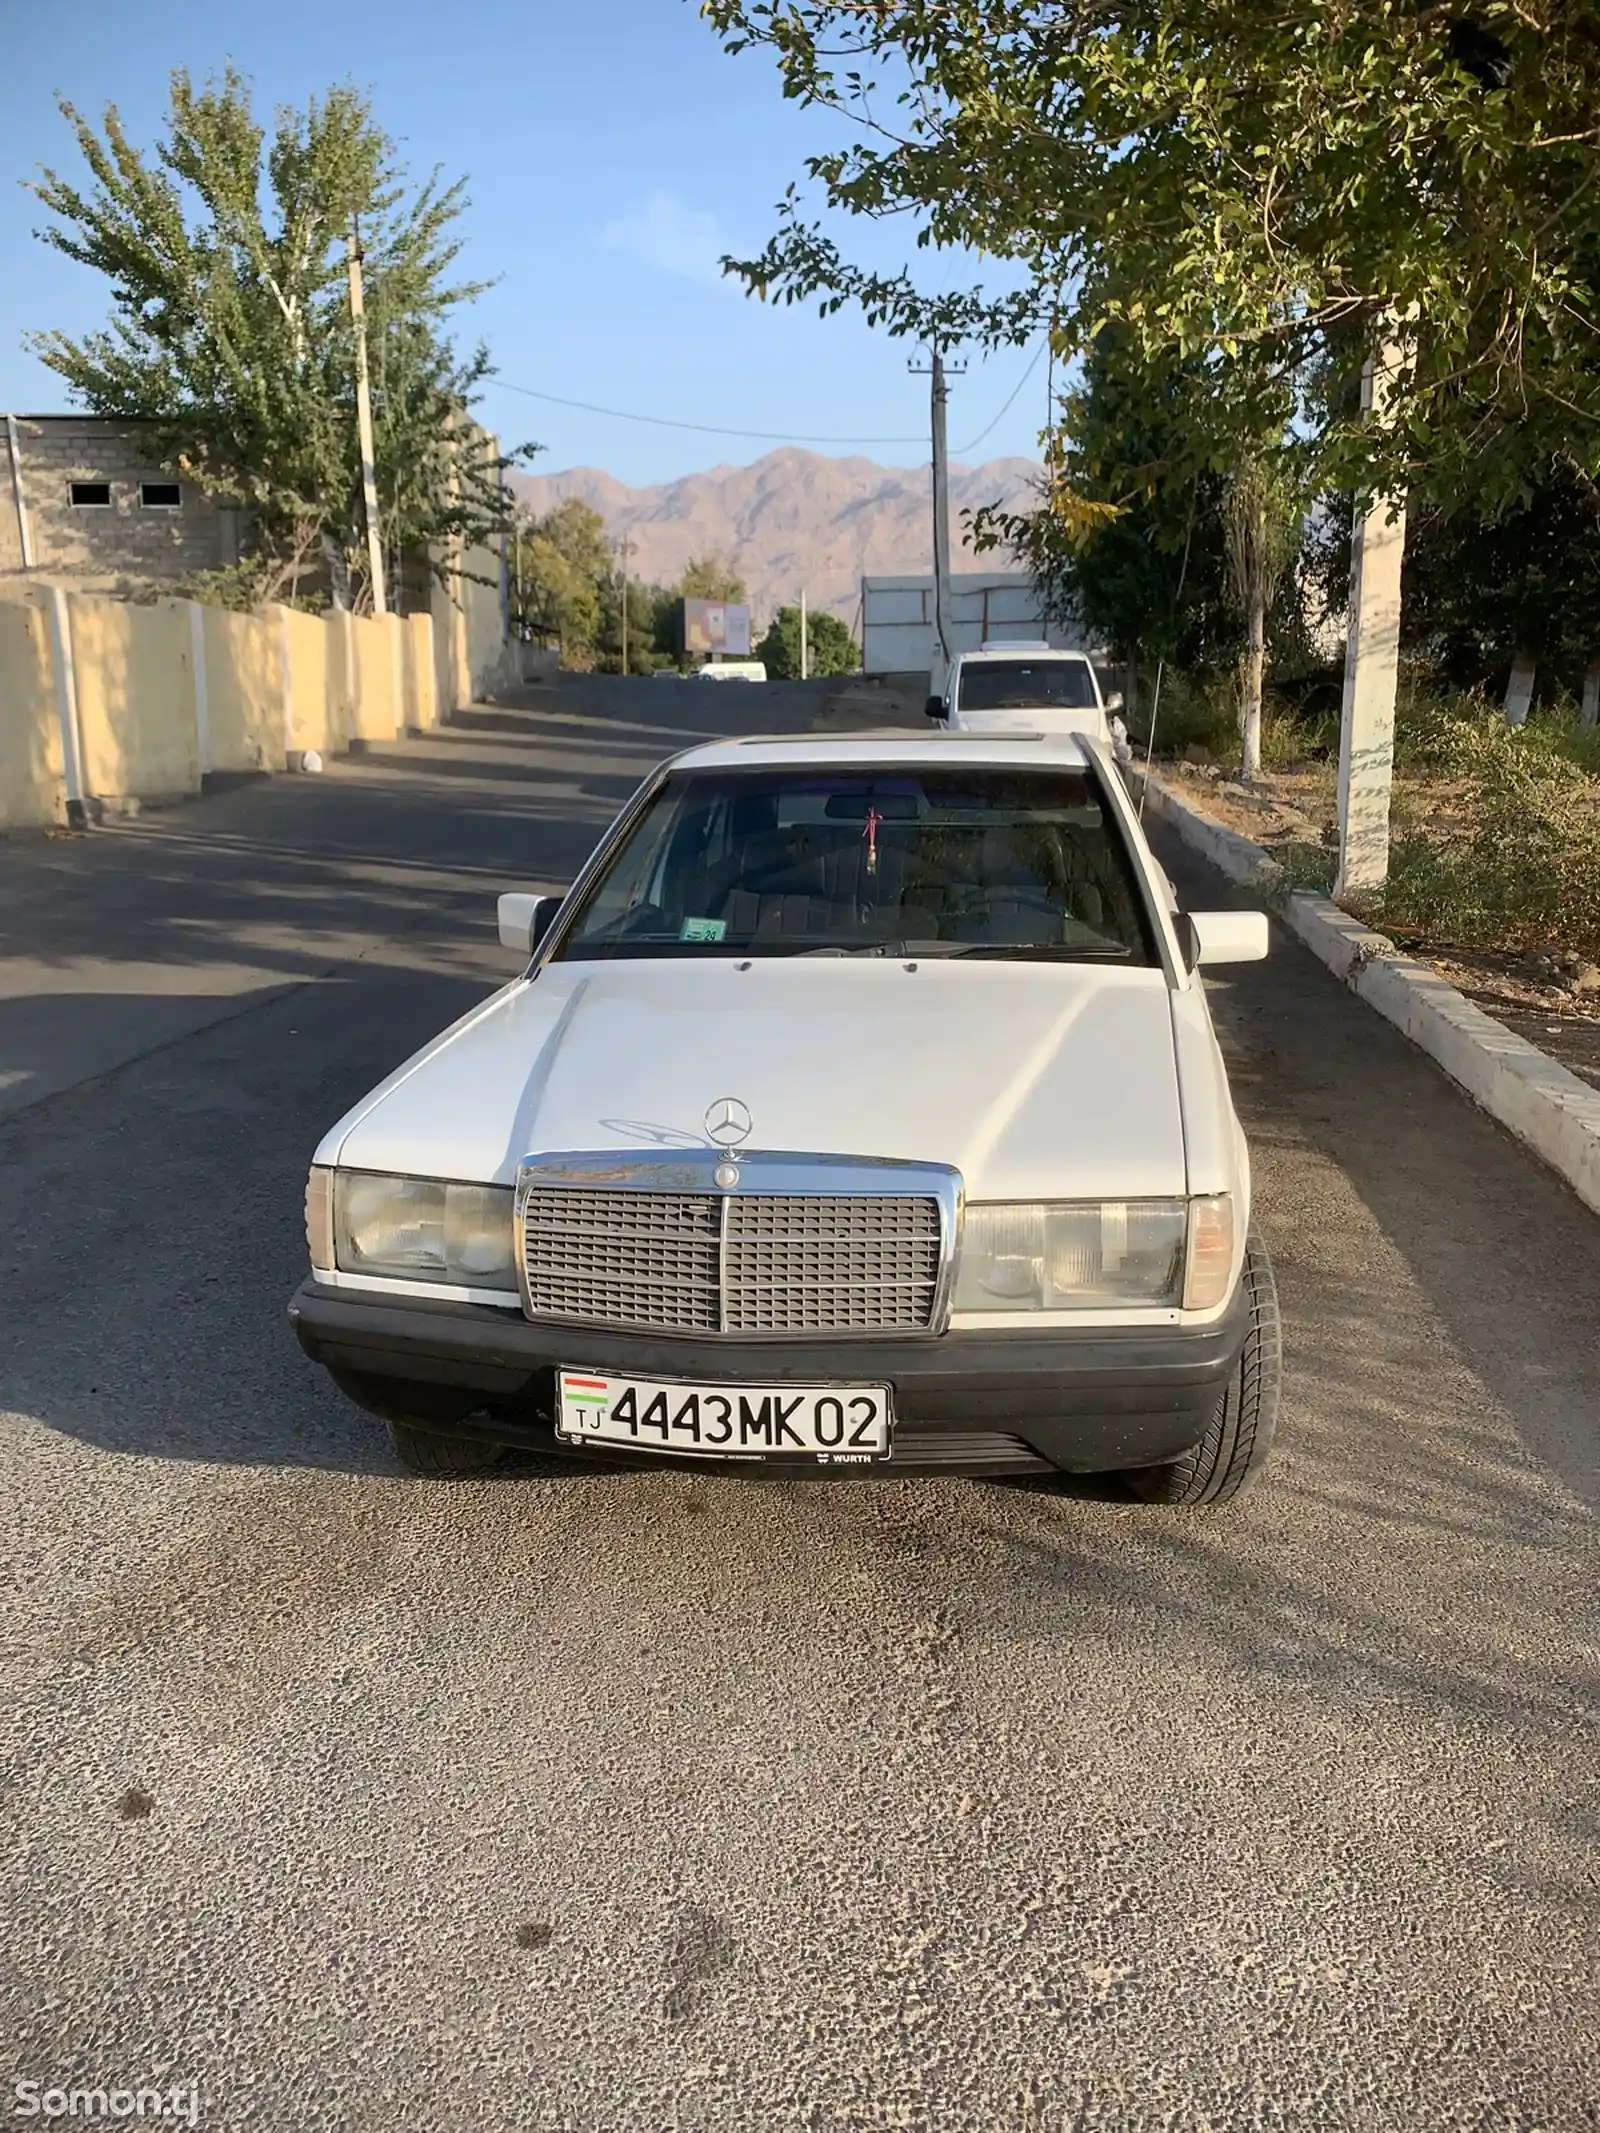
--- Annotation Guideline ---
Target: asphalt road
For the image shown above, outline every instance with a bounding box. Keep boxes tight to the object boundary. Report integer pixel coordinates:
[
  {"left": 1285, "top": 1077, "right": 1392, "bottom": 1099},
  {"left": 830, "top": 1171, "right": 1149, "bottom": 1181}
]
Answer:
[{"left": 3, "top": 681, "right": 1597, "bottom": 2133}]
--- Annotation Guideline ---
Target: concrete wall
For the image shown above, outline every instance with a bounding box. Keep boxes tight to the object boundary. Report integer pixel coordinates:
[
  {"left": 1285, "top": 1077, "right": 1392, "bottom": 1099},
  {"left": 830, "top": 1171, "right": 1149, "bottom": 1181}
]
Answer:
[
  {"left": 348, "top": 614, "right": 398, "bottom": 743},
  {"left": 0, "top": 586, "right": 441, "bottom": 828},
  {"left": 405, "top": 612, "right": 437, "bottom": 731},
  {"left": 1, "top": 416, "right": 240, "bottom": 587},
  {"left": 71, "top": 595, "right": 197, "bottom": 800},
  {"left": 0, "top": 595, "right": 64, "bottom": 829},
  {"left": 203, "top": 605, "right": 283, "bottom": 774}
]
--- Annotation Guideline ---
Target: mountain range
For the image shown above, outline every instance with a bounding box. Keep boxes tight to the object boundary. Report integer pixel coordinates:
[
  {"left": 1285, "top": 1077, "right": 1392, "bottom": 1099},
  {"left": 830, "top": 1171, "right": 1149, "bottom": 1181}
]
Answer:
[{"left": 509, "top": 447, "right": 1043, "bottom": 625}]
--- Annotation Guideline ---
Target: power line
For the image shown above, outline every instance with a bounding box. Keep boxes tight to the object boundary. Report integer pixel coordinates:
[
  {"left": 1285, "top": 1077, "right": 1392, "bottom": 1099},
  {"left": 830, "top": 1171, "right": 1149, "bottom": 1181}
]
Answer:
[
  {"left": 951, "top": 339, "right": 1048, "bottom": 457},
  {"left": 494, "top": 341, "right": 1050, "bottom": 456},
  {"left": 495, "top": 381, "right": 921, "bottom": 446}
]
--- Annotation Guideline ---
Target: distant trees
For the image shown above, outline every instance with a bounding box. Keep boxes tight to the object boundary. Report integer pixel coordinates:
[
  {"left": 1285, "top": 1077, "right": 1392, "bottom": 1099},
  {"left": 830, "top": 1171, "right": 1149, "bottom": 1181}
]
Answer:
[
  {"left": 517, "top": 499, "right": 612, "bottom": 662},
  {"left": 679, "top": 555, "right": 748, "bottom": 604},
  {"left": 28, "top": 67, "right": 528, "bottom": 610},
  {"left": 757, "top": 605, "right": 858, "bottom": 678}
]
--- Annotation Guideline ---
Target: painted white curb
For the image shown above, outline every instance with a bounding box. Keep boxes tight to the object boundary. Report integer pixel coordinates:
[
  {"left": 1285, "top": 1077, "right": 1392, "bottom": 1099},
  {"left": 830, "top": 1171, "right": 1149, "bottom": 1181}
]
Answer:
[{"left": 1138, "top": 770, "right": 1600, "bottom": 1218}]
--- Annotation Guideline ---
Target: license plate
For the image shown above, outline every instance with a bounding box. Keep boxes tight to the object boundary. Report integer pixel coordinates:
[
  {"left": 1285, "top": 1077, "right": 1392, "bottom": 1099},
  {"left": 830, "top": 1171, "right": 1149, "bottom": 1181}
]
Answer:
[{"left": 556, "top": 1368, "right": 892, "bottom": 1463}]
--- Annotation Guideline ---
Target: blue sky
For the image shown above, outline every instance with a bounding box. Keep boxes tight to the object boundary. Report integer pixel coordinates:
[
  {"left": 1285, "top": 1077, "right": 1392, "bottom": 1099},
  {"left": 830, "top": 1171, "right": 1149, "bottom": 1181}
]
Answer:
[{"left": 0, "top": 0, "right": 1048, "bottom": 489}]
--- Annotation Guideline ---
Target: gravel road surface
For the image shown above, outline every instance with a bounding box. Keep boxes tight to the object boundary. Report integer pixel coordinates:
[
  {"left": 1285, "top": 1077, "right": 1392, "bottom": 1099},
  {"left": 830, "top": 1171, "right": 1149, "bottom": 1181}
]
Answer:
[{"left": 3, "top": 683, "right": 1596, "bottom": 2132}]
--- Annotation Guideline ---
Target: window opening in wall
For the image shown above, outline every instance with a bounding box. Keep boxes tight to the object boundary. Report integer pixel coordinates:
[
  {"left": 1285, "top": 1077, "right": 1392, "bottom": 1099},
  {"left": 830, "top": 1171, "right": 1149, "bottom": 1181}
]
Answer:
[
  {"left": 69, "top": 481, "right": 112, "bottom": 508},
  {"left": 140, "top": 481, "right": 181, "bottom": 509}
]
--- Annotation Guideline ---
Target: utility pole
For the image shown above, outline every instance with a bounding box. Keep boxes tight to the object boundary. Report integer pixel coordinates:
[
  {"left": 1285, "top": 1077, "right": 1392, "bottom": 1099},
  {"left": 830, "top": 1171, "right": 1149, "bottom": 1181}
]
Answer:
[
  {"left": 909, "top": 346, "right": 965, "bottom": 695},
  {"left": 799, "top": 590, "right": 809, "bottom": 681},
  {"left": 618, "top": 535, "right": 633, "bottom": 676},
  {"left": 1334, "top": 332, "right": 1409, "bottom": 900},
  {"left": 346, "top": 217, "right": 387, "bottom": 616}
]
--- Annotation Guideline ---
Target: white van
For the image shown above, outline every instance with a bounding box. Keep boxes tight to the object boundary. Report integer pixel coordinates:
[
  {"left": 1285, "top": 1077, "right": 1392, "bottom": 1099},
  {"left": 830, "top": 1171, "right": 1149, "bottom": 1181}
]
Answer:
[
  {"left": 930, "top": 642, "right": 1119, "bottom": 743},
  {"left": 695, "top": 661, "right": 768, "bottom": 683}
]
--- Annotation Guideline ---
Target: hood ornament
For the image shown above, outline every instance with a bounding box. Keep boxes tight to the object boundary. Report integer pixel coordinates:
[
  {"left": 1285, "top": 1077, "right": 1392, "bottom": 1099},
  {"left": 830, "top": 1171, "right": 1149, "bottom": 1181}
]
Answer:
[
  {"left": 704, "top": 1097, "right": 753, "bottom": 1149},
  {"left": 705, "top": 1096, "right": 752, "bottom": 1189}
]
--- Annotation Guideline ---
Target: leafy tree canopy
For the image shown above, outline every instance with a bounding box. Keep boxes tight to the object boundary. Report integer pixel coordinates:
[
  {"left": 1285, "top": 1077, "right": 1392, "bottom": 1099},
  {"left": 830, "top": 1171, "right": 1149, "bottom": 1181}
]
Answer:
[
  {"left": 29, "top": 67, "right": 530, "bottom": 608},
  {"left": 679, "top": 554, "right": 748, "bottom": 604},
  {"left": 706, "top": 2, "right": 1600, "bottom": 512},
  {"left": 757, "top": 604, "right": 859, "bottom": 678}
]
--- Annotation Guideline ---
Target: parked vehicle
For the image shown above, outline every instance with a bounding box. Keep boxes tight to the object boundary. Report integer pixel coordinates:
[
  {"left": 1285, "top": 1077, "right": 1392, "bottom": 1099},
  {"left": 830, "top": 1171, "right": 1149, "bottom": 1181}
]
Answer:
[
  {"left": 289, "top": 730, "right": 1278, "bottom": 1503},
  {"left": 929, "top": 641, "right": 1121, "bottom": 743},
  {"left": 694, "top": 660, "right": 768, "bottom": 682}
]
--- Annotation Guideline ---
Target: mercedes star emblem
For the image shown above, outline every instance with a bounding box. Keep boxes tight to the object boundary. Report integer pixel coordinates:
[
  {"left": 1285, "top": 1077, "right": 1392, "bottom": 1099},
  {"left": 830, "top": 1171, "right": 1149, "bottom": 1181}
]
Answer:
[{"left": 704, "top": 1096, "right": 753, "bottom": 1148}]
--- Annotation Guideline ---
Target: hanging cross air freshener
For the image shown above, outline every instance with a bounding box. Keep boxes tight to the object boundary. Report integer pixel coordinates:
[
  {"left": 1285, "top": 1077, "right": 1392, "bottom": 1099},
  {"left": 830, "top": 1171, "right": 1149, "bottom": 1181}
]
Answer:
[{"left": 863, "top": 804, "right": 884, "bottom": 880}]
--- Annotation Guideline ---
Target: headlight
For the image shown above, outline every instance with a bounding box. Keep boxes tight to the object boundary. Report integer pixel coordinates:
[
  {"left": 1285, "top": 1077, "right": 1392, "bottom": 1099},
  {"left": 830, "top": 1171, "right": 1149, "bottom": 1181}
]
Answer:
[
  {"left": 953, "top": 1196, "right": 1232, "bottom": 1312},
  {"left": 331, "top": 1172, "right": 517, "bottom": 1291}
]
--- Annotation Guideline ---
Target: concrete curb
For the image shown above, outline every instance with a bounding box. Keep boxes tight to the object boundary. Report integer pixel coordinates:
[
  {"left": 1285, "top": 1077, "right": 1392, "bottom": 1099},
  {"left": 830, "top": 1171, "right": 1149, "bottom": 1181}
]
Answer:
[{"left": 1137, "top": 769, "right": 1600, "bottom": 1218}]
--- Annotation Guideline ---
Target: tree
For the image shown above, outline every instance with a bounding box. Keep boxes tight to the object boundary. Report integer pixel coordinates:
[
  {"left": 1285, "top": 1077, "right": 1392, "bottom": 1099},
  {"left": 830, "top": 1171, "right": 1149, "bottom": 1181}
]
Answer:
[
  {"left": 1401, "top": 462, "right": 1600, "bottom": 712},
  {"left": 973, "top": 326, "right": 1239, "bottom": 711},
  {"left": 28, "top": 67, "right": 526, "bottom": 609},
  {"left": 757, "top": 605, "right": 858, "bottom": 678},
  {"left": 679, "top": 555, "right": 748, "bottom": 604},
  {"left": 1224, "top": 463, "right": 1303, "bottom": 777},
  {"left": 518, "top": 499, "right": 611, "bottom": 662},
  {"left": 705, "top": 3, "right": 1600, "bottom": 512}
]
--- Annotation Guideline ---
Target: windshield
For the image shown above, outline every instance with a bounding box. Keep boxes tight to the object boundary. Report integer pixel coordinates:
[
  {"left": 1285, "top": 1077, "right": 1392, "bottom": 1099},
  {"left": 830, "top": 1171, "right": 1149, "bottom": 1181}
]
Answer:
[
  {"left": 956, "top": 658, "right": 1099, "bottom": 712},
  {"left": 552, "top": 765, "right": 1156, "bottom": 963}
]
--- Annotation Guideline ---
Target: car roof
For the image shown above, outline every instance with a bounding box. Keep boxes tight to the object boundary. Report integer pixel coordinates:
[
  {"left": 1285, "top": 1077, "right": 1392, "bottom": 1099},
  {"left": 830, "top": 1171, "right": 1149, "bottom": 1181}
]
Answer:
[
  {"left": 670, "top": 731, "right": 1094, "bottom": 772},
  {"left": 954, "top": 643, "right": 1094, "bottom": 663}
]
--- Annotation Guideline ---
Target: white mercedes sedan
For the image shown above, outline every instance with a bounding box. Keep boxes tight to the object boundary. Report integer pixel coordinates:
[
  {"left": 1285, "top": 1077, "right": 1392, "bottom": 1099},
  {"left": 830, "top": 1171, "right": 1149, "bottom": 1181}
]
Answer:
[{"left": 289, "top": 729, "right": 1279, "bottom": 1504}]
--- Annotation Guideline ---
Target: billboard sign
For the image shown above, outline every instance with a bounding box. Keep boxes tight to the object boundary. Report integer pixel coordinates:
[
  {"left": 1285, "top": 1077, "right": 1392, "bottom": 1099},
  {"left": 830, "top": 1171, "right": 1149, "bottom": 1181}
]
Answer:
[{"left": 682, "top": 599, "right": 753, "bottom": 659}]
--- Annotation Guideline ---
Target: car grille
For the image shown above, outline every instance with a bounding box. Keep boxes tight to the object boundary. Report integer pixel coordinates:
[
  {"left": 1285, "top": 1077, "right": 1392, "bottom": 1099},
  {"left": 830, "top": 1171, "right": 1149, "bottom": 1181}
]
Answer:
[{"left": 521, "top": 1185, "right": 943, "bottom": 1336}]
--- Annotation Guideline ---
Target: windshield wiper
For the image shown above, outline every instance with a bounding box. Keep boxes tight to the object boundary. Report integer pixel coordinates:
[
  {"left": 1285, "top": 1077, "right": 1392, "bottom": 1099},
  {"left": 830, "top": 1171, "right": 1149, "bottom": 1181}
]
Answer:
[{"left": 945, "top": 944, "right": 1133, "bottom": 961}]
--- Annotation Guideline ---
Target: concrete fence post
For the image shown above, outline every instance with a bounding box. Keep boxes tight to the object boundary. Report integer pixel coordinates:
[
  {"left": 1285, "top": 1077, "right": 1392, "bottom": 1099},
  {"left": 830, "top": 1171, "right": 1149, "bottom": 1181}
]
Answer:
[
  {"left": 188, "top": 600, "right": 211, "bottom": 778},
  {"left": 44, "top": 586, "right": 90, "bottom": 829},
  {"left": 390, "top": 611, "right": 405, "bottom": 737},
  {"left": 280, "top": 605, "right": 296, "bottom": 766}
]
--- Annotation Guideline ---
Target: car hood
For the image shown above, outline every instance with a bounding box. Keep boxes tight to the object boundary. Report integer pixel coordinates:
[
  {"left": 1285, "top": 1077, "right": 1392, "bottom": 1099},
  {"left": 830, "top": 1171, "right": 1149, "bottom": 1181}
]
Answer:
[
  {"left": 325, "top": 958, "right": 1187, "bottom": 1200},
  {"left": 954, "top": 706, "right": 1108, "bottom": 738}
]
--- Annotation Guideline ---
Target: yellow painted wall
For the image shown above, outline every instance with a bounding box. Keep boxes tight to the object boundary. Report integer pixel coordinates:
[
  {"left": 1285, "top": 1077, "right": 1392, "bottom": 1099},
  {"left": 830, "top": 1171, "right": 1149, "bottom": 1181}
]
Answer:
[
  {"left": 71, "top": 594, "right": 197, "bottom": 799},
  {"left": 278, "top": 604, "right": 345, "bottom": 758},
  {"left": 349, "top": 613, "right": 396, "bottom": 741},
  {"left": 0, "top": 593, "right": 65, "bottom": 829},
  {"left": 405, "top": 612, "right": 437, "bottom": 730},
  {"left": 203, "top": 604, "right": 283, "bottom": 773}
]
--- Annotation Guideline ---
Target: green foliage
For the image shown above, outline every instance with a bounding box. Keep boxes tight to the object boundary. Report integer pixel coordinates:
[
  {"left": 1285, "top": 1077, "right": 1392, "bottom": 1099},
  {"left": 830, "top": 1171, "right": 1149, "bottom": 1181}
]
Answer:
[
  {"left": 1379, "top": 718, "right": 1600, "bottom": 961},
  {"left": 973, "top": 327, "right": 1240, "bottom": 679},
  {"left": 1400, "top": 462, "right": 1600, "bottom": 695},
  {"left": 706, "top": 2, "right": 1600, "bottom": 509},
  {"left": 679, "top": 555, "right": 748, "bottom": 604},
  {"left": 517, "top": 499, "right": 610, "bottom": 661},
  {"left": 28, "top": 67, "right": 526, "bottom": 609},
  {"left": 1147, "top": 672, "right": 1237, "bottom": 759},
  {"left": 756, "top": 605, "right": 858, "bottom": 678}
]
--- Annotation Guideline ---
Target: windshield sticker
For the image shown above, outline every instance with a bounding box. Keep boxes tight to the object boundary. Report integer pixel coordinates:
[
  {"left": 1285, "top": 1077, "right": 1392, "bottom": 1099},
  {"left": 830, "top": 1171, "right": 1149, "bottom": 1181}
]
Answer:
[{"left": 680, "top": 916, "right": 727, "bottom": 942}]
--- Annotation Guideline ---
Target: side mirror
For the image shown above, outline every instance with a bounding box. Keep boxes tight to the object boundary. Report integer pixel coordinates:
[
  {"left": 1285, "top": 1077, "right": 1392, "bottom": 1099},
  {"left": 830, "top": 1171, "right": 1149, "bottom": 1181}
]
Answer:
[
  {"left": 924, "top": 695, "right": 946, "bottom": 721},
  {"left": 1179, "top": 910, "right": 1270, "bottom": 969},
  {"left": 498, "top": 891, "right": 563, "bottom": 957}
]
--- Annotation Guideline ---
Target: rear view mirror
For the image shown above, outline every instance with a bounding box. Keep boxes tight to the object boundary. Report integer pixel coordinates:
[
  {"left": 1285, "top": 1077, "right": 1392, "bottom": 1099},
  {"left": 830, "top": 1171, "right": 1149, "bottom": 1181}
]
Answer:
[
  {"left": 498, "top": 891, "right": 563, "bottom": 957},
  {"left": 1181, "top": 910, "right": 1270, "bottom": 968},
  {"left": 924, "top": 695, "right": 946, "bottom": 721}
]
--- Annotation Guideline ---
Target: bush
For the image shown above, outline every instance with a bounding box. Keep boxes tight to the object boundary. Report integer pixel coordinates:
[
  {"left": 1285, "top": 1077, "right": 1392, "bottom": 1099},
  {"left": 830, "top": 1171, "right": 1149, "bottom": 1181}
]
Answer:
[
  {"left": 1377, "top": 715, "right": 1600, "bottom": 960},
  {"left": 1147, "top": 670, "right": 1235, "bottom": 757}
]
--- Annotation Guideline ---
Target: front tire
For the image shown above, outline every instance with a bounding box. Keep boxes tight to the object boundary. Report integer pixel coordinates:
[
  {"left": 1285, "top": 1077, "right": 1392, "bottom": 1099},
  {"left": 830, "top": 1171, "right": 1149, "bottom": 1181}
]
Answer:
[
  {"left": 1128, "top": 1235, "right": 1282, "bottom": 1506},
  {"left": 387, "top": 1421, "right": 504, "bottom": 1477}
]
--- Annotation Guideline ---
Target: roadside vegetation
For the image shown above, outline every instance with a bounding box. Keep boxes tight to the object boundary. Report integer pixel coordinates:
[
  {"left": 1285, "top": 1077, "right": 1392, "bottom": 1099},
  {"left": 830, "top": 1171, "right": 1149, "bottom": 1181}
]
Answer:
[
  {"left": 707, "top": 1, "right": 1600, "bottom": 995},
  {"left": 28, "top": 68, "right": 527, "bottom": 612},
  {"left": 511, "top": 501, "right": 755, "bottom": 672}
]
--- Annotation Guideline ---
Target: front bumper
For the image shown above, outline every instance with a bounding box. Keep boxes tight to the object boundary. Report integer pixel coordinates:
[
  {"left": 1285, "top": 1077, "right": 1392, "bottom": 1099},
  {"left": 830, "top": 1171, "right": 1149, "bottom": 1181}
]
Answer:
[{"left": 288, "top": 1280, "right": 1248, "bottom": 1476}]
